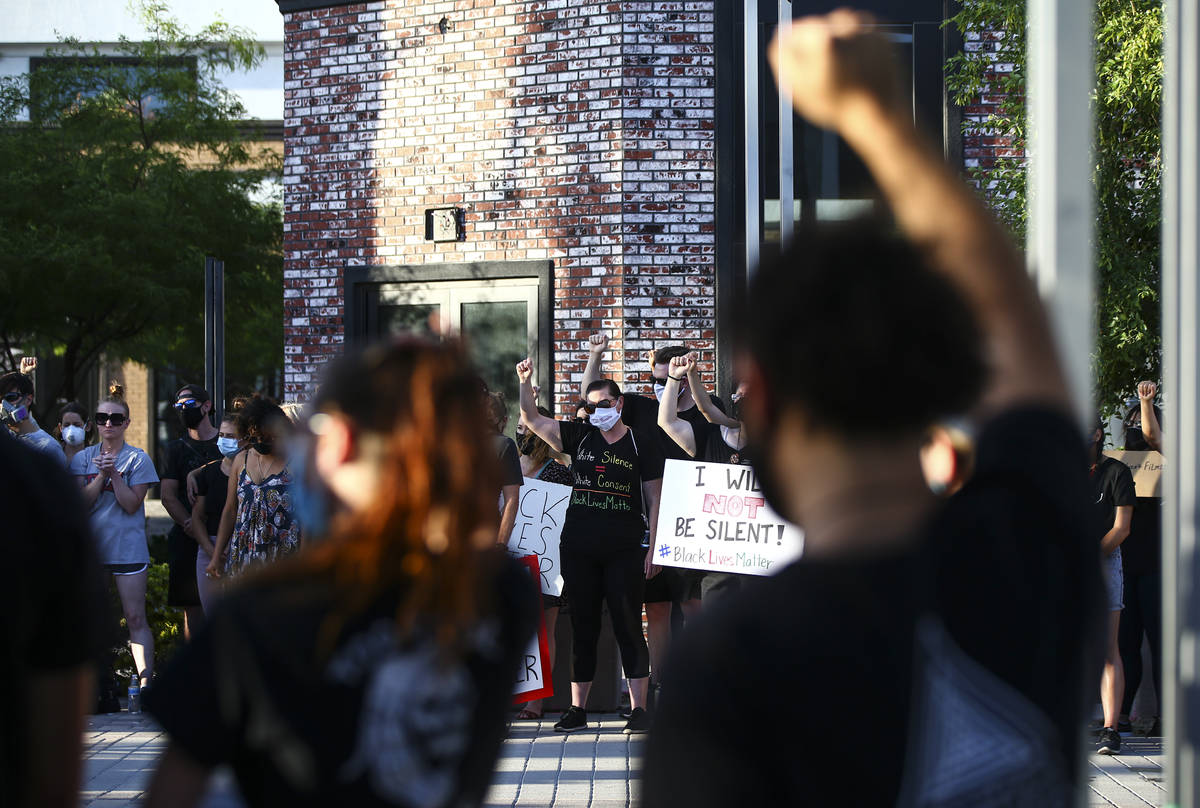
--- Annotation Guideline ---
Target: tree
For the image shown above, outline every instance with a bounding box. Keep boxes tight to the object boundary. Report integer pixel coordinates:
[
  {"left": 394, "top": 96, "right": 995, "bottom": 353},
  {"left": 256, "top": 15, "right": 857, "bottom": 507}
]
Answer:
[
  {"left": 0, "top": 1, "right": 283, "bottom": 414},
  {"left": 946, "top": 0, "right": 1163, "bottom": 417}
]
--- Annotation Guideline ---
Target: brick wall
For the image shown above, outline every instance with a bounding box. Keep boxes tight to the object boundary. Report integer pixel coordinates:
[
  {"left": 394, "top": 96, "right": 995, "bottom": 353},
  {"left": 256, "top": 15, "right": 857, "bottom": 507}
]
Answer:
[
  {"left": 282, "top": 1, "right": 717, "bottom": 410},
  {"left": 959, "top": 28, "right": 1024, "bottom": 181}
]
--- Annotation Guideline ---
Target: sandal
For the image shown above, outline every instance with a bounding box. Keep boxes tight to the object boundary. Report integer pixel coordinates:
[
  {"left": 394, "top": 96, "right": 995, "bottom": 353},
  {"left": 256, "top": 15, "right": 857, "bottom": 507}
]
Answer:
[{"left": 515, "top": 708, "right": 543, "bottom": 720}]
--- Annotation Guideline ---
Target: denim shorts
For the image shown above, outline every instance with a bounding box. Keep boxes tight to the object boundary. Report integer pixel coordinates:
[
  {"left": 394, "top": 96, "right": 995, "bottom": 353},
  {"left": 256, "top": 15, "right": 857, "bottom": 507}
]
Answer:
[{"left": 1104, "top": 549, "right": 1124, "bottom": 611}]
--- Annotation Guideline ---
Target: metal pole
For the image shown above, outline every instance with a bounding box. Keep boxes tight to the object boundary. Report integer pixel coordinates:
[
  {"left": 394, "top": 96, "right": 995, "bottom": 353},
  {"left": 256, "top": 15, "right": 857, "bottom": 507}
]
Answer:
[
  {"left": 745, "top": 0, "right": 761, "bottom": 279},
  {"left": 1026, "top": 0, "right": 1095, "bottom": 429},
  {"left": 204, "top": 256, "right": 215, "bottom": 403},
  {"left": 777, "top": 0, "right": 794, "bottom": 245},
  {"left": 213, "top": 259, "right": 225, "bottom": 425},
  {"left": 1163, "top": 0, "right": 1200, "bottom": 801}
]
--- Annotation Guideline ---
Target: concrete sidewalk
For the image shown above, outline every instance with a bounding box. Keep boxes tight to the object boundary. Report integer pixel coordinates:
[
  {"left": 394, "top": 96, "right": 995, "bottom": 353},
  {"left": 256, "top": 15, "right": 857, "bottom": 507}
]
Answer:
[{"left": 81, "top": 711, "right": 1162, "bottom": 807}]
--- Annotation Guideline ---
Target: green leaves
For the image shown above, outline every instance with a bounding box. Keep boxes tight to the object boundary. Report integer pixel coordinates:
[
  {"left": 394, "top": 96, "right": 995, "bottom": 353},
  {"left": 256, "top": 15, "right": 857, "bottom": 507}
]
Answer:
[
  {"left": 0, "top": 1, "right": 282, "bottom": 407},
  {"left": 946, "top": 0, "right": 1163, "bottom": 415}
]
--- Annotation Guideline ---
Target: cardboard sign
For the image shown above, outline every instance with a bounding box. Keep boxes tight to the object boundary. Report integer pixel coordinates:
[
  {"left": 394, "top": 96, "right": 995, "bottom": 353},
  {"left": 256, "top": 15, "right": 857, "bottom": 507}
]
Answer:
[
  {"left": 512, "top": 554, "right": 554, "bottom": 704},
  {"left": 1104, "top": 450, "right": 1164, "bottom": 498},
  {"left": 506, "top": 477, "right": 571, "bottom": 597},
  {"left": 652, "top": 459, "right": 804, "bottom": 576}
]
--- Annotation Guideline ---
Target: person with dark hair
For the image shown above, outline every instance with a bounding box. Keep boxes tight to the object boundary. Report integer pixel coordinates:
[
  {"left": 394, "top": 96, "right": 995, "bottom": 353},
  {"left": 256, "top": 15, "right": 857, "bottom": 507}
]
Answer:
[
  {"left": 144, "top": 337, "right": 537, "bottom": 808},
  {"left": 55, "top": 401, "right": 94, "bottom": 466},
  {"left": 1090, "top": 420, "right": 1135, "bottom": 754},
  {"left": 2, "top": 436, "right": 106, "bottom": 808},
  {"left": 513, "top": 404, "right": 573, "bottom": 721},
  {"left": 70, "top": 382, "right": 160, "bottom": 687},
  {"left": 1117, "top": 381, "right": 1163, "bottom": 736},
  {"left": 0, "top": 370, "right": 65, "bottom": 464},
  {"left": 644, "top": 12, "right": 1100, "bottom": 805},
  {"left": 207, "top": 395, "right": 300, "bottom": 578},
  {"left": 517, "top": 359, "right": 664, "bottom": 734},
  {"left": 160, "top": 384, "right": 222, "bottom": 639},
  {"left": 187, "top": 411, "right": 245, "bottom": 615},
  {"left": 485, "top": 390, "right": 522, "bottom": 546}
]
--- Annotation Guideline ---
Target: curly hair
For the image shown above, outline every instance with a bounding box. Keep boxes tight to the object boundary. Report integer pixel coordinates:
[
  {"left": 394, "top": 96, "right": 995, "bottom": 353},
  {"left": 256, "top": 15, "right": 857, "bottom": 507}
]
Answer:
[{"left": 738, "top": 216, "right": 987, "bottom": 439}]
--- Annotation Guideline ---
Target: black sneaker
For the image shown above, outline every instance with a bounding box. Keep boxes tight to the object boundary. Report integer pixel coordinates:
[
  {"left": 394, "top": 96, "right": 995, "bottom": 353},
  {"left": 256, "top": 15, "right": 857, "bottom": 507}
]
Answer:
[
  {"left": 1117, "top": 719, "right": 1133, "bottom": 733},
  {"left": 1097, "top": 727, "right": 1121, "bottom": 755},
  {"left": 1144, "top": 717, "right": 1162, "bottom": 737},
  {"left": 553, "top": 706, "right": 588, "bottom": 733},
  {"left": 623, "top": 707, "right": 652, "bottom": 735}
]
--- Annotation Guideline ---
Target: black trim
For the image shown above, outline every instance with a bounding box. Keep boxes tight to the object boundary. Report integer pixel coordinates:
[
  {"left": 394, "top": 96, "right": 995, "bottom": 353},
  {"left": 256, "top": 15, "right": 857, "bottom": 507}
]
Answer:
[
  {"left": 942, "top": 0, "right": 965, "bottom": 171},
  {"left": 713, "top": 0, "right": 742, "bottom": 400},
  {"left": 344, "top": 260, "right": 554, "bottom": 399},
  {"left": 275, "top": 0, "right": 361, "bottom": 13}
]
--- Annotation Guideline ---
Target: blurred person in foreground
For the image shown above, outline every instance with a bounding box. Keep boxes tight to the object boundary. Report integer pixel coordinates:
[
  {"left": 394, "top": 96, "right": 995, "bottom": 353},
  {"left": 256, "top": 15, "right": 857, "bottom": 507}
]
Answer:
[
  {"left": 144, "top": 337, "right": 538, "bottom": 808},
  {"left": 2, "top": 437, "right": 105, "bottom": 808},
  {"left": 643, "top": 11, "right": 1101, "bottom": 806}
]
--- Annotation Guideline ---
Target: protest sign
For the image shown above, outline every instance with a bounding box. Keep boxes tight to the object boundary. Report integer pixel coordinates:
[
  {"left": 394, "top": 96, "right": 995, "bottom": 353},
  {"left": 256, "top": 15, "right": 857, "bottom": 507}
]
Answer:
[
  {"left": 506, "top": 477, "right": 571, "bottom": 597},
  {"left": 652, "top": 459, "right": 804, "bottom": 576},
  {"left": 1104, "top": 450, "right": 1164, "bottom": 498},
  {"left": 512, "top": 554, "right": 554, "bottom": 704}
]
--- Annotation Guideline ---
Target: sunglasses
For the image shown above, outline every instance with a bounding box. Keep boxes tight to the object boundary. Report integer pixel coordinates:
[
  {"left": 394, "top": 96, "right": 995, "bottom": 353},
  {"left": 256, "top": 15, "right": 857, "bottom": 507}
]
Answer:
[
  {"left": 95, "top": 412, "right": 128, "bottom": 426},
  {"left": 173, "top": 398, "right": 201, "bottom": 410},
  {"left": 581, "top": 398, "right": 618, "bottom": 413},
  {"left": 2, "top": 392, "right": 22, "bottom": 403}
]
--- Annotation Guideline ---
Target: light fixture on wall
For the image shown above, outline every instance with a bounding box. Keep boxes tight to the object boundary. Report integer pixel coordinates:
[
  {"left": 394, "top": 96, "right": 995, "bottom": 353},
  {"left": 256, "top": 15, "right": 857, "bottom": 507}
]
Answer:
[{"left": 425, "top": 207, "right": 465, "bottom": 242}]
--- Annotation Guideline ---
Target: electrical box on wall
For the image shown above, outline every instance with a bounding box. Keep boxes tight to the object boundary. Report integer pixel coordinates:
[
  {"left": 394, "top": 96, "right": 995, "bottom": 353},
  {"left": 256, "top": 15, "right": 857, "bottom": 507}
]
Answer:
[{"left": 425, "top": 207, "right": 465, "bottom": 242}]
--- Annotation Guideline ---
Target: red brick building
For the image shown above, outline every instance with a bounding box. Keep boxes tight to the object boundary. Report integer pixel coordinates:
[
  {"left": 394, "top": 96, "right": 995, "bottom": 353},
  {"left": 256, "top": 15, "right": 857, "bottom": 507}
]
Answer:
[{"left": 275, "top": 0, "right": 957, "bottom": 415}]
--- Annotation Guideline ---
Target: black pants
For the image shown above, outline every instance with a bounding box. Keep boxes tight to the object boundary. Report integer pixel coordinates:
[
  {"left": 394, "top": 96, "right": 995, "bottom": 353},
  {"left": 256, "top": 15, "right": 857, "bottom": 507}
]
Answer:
[
  {"left": 1119, "top": 570, "right": 1162, "bottom": 716},
  {"left": 560, "top": 544, "right": 650, "bottom": 681}
]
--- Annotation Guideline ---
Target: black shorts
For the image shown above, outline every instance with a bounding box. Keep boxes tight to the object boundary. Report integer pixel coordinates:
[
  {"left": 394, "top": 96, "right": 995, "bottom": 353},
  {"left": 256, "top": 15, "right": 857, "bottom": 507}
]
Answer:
[
  {"left": 644, "top": 567, "right": 704, "bottom": 604},
  {"left": 104, "top": 563, "right": 149, "bottom": 575},
  {"left": 166, "top": 526, "right": 201, "bottom": 607}
]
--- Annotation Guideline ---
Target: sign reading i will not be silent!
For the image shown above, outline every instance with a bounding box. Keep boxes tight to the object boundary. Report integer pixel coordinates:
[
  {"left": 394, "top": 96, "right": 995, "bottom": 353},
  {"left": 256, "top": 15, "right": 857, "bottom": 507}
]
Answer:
[{"left": 653, "top": 459, "right": 804, "bottom": 576}]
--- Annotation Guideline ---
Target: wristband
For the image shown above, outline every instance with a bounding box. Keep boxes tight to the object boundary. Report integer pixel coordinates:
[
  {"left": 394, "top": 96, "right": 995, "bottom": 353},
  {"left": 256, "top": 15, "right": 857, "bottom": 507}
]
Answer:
[{"left": 668, "top": 374, "right": 686, "bottom": 382}]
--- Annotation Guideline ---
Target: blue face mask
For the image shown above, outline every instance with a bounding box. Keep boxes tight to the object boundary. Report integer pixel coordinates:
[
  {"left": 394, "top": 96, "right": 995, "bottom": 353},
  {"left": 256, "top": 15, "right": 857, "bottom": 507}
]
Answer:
[
  {"left": 289, "top": 443, "right": 332, "bottom": 540},
  {"left": 217, "top": 437, "right": 241, "bottom": 457}
]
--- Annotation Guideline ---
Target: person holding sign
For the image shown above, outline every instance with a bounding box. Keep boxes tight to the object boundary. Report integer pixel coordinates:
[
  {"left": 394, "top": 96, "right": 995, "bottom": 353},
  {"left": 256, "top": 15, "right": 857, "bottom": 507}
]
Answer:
[
  {"left": 144, "top": 338, "right": 538, "bottom": 808},
  {"left": 644, "top": 11, "right": 1101, "bottom": 806},
  {"left": 516, "top": 358, "right": 665, "bottom": 735}
]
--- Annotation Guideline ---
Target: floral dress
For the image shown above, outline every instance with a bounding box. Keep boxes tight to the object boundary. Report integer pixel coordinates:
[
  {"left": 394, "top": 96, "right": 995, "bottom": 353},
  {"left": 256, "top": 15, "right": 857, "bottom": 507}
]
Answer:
[{"left": 225, "top": 466, "right": 300, "bottom": 574}]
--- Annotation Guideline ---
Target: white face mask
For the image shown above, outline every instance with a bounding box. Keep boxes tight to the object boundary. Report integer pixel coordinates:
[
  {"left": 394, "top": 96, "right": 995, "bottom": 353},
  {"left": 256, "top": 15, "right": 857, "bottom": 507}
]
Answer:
[
  {"left": 589, "top": 406, "right": 621, "bottom": 431},
  {"left": 61, "top": 424, "right": 86, "bottom": 446},
  {"left": 217, "top": 437, "right": 241, "bottom": 457},
  {"left": 653, "top": 382, "right": 686, "bottom": 402}
]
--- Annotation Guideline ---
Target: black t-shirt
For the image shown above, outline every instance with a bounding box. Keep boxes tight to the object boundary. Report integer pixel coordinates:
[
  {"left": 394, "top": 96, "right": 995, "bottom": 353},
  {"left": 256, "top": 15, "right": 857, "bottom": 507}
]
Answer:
[
  {"left": 1091, "top": 456, "right": 1136, "bottom": 549},
  {"left": 1, "top": 439, "right": 106, "bottom": 806},
  {"left": 558, "top": 420, "right": 665, "bottom": 551},
  {"left": 1118, "top": 412, "right": 1162, "bottom": 576},
  {"left": 644, "top": 408, "right": 1100, "bottom": 806},
  {"left": 144, "top": 552, "right": 538, "bottom": 808},
  {"left": 193, "top": 459, "right": 230, "bottom": 537},
  {"left": 619, "top": 391, "right": 723, "bottom": 461},
  {"left": 699, "top": 424, "right": 750, "bottom": 466},
  {"left": 494, "top": 435, "right": 522, "bottom": 488},
  {"left": 162, "top": 436, "right": 222, "bottom": 528}
]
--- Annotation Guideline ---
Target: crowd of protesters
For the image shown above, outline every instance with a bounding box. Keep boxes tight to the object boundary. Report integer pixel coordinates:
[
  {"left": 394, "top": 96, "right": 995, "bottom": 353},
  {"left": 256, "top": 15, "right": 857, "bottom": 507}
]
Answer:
[{"left": 2, "top": 9, "right": 1170, "bottom": 808}]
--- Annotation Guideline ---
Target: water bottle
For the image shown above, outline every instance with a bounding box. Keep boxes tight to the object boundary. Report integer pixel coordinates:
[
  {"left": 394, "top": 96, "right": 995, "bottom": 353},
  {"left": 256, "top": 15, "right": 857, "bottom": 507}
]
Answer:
[{"left": 127, "top": 675, "right": 141, "bottom": 714}]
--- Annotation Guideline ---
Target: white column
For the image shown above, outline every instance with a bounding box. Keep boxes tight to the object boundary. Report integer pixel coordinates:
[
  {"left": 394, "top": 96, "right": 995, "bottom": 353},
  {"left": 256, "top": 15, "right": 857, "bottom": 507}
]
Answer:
[
  {"left": 1162, "top": 0, "right": 1200, "bottom": 801},
  {"left": 744, "top": 0, "right": 760, "bottom": 279},
  {"left": 1025, "top": 0, "right": 1095, "bottom": 427}
]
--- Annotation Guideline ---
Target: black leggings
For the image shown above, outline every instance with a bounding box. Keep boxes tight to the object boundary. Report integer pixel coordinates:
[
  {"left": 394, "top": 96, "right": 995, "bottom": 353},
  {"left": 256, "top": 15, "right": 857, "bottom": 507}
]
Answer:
[
  {"left": 560, "top": 544, "right": 650, "bottom": 681},
  {"left": 1119, "top": 570, "right": 1162, "bottom": 716}
]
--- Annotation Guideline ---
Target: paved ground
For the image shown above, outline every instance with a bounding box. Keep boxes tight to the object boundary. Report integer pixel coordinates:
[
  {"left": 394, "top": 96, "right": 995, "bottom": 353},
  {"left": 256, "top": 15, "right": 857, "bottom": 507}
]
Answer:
[{"left": 81, "top": 711, "right": 1163, "bottom": 807}]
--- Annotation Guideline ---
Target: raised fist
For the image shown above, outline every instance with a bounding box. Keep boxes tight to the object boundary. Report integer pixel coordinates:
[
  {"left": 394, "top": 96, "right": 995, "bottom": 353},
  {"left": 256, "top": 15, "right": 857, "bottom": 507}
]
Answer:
[
  {"left": 669, "top": 354, "right": 694, "bottom": 377},
  {"left": 515, "top": 358, "right": 534, "bottom": 383},
  {"left": 19, "top": 356, "right": 36, "bottom": 375},
  {"left": 768, "top": 10, "right": 903, "bottom": 132},
  {"left": 1138, "top": 381, "right": 1157, "bottom": 401},
  {"left": 588, "top": 332, "right": 609, "bottom": 356}
]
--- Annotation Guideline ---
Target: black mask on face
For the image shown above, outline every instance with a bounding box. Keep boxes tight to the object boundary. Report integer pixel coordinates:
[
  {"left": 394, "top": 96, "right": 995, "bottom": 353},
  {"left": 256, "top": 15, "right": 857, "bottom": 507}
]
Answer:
[
  {"left": 253, "top": 441, "right": 274, "bottom": 456},
  {"left": 178, "top": 407, "right": 206, "bottom": 429},
  {"left": 516, "top": 432, "right": 538, "bottom": 456}
]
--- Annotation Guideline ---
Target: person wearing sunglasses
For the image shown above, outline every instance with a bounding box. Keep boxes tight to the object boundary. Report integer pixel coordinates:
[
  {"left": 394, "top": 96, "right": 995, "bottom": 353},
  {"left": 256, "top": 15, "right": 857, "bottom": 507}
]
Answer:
[
  {"left": 160, "top": 385, "right": 223, "bottom": 640},
  {"left": 516, "top": 358, "right": 664, "bottom": 735},
  {"left": 0, "top": 370, "right": 66, "bottom": 465},
  {"left": 70, "top": 382, "right": 160, "bottom": 689}
]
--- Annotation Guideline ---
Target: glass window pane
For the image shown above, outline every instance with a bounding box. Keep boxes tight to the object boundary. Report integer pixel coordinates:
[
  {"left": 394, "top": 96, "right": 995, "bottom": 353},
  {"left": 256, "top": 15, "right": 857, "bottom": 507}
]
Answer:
[
  {"left": 378, "top": 304, "right": 439, "bottom": 337},
  {"left": 462, "top": 301, "right": 528, "bottom": 436}
]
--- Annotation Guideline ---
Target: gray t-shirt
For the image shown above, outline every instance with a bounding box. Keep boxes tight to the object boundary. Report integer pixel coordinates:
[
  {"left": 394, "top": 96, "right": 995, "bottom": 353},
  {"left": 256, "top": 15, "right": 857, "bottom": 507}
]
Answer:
[
  {"left": 20, "top": 425, "right": 66, "bottom": 465},
  {"left": 69, "top": 443, "right": 159, "bottom": 564}
]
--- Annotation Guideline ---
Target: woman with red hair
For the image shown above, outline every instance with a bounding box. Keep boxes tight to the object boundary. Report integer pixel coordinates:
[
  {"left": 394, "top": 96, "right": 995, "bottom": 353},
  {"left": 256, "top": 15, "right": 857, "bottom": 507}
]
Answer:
[{"left": 145, "top": 338, "right": 538, "bottom": 808}]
